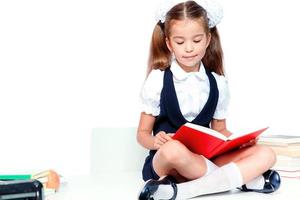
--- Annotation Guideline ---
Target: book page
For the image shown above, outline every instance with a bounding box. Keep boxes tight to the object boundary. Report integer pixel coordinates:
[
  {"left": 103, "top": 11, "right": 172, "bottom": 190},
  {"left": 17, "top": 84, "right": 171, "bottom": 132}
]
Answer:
[
  {"left": 185, "top": 123, "right": 228, "bottom": 141},
  {"left": 227, "top": 127, "right": 268, "bottom": 140}
]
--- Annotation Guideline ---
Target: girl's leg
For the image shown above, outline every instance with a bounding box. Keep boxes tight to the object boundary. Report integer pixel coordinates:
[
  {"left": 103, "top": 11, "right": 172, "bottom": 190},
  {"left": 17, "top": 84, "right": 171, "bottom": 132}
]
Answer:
[
  {"left": 212, "top": 144, "right": 277, "bottom": 183},
  {"left": 152, "top": 140, "right": 276, "bottom": 183},
  {"left": 143, "top": 140, "right": 220, "bottom": 200},
  {"left": 152, "top": 140, "right": 208, "bottom": 180}
]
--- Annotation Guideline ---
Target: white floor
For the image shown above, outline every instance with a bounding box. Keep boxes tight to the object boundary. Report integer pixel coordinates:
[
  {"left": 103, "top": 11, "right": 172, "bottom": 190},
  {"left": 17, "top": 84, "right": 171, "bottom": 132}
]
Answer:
[{"left": 47, "top": 172, "right": 300, "bottom": 200}]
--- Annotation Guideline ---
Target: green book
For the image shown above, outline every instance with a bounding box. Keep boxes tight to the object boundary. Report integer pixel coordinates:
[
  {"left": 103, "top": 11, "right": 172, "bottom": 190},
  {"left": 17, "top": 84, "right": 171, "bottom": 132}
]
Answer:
[{"left": 0, "top": 174, "right": 32, "bottom": 180}]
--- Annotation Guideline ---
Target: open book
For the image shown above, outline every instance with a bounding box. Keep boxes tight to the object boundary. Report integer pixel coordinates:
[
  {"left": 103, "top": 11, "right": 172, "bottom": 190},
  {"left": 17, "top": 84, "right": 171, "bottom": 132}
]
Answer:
[{"left": 172, "top": 123, "right": 268, "bottom": 159}]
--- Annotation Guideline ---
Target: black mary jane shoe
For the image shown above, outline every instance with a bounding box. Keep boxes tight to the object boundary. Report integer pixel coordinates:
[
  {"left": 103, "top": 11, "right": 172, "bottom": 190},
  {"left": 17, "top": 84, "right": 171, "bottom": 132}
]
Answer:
[
  {"left": 239, "top": 170, "right": 281, "bottom": 193},
  {"left": 138, "top": 176, "right": 178, "bottom": 200}
]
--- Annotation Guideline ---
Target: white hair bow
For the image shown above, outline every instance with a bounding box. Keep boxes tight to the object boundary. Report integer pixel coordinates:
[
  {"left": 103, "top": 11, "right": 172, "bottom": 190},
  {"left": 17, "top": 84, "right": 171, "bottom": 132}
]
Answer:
[{"left": 155, "top": 0, "right": 223, "bottom": 28}]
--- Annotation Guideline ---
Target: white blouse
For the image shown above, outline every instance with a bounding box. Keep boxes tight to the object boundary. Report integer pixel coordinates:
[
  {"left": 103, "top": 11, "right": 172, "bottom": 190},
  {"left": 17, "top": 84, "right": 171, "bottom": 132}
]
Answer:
[{"left": 140, "top": 60, "right": 230, "bottom": 121}]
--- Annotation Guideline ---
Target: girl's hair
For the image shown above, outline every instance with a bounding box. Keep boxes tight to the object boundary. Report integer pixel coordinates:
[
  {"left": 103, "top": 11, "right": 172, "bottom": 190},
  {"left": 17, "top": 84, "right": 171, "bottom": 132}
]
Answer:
[{"left": 147, "top": 0, "right": 224, "bottom": 76}]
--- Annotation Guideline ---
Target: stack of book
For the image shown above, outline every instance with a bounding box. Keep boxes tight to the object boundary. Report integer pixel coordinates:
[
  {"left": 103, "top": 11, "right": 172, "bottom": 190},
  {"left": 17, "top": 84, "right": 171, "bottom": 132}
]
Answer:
[
  {"left": 258, "top": 135, "right": 300, "bottom": 178},
  {"left": 0, "top": 169, "right": 62, "bottom": 196}
]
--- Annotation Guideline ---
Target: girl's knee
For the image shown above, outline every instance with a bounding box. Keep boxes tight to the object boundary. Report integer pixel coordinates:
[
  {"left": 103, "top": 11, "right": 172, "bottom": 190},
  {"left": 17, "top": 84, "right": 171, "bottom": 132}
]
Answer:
[
  {"left": 255, "top": 145, "right": 277, "bottom": 166},
  {"left": 158, "top": 140, "right": 187, "bottom": 163}
]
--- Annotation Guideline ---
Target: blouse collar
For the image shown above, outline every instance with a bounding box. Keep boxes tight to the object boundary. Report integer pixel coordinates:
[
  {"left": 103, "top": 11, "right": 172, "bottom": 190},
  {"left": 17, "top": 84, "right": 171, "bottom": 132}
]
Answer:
[{"left": 170, "top": 59, "right": 207, "bottom": 81}]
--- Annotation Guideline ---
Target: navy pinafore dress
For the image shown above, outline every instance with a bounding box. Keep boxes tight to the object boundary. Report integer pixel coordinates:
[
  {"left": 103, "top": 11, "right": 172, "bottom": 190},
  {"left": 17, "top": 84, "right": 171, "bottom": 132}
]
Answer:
[{"left": 142, "top": 67, "right": 219, "bottom": 181}]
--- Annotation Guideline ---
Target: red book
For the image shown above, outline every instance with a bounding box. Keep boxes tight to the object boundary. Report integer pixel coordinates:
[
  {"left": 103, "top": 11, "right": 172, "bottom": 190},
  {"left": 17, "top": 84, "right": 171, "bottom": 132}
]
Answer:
[{"left": 172, "top": 123, "right": 268, "bottom": 159}]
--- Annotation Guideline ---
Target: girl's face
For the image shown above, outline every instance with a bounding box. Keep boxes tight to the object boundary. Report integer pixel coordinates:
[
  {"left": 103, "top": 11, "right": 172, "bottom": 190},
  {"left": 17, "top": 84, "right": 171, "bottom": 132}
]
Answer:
[{"left": 166, "top": 19, "right": 211, "bottom": 72}]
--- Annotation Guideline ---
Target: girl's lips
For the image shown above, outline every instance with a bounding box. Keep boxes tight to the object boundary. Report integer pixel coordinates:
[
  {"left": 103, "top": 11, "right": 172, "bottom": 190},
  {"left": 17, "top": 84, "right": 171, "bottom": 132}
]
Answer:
[{"left": 183, "top": 55, "right": 197, "bottom": 59}]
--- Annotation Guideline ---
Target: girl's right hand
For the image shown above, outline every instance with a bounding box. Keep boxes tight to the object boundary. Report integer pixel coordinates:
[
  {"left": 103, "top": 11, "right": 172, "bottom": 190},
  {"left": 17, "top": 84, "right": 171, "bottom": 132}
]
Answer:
[{"left": 153, "top": 131, "right": 174, "bottom": 150}]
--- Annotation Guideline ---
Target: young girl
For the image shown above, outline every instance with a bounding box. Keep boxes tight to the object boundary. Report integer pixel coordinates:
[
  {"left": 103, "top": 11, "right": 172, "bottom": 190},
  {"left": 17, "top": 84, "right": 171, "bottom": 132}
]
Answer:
[{"left": 137, "top": 0, "right": 281, "bottom": 199}]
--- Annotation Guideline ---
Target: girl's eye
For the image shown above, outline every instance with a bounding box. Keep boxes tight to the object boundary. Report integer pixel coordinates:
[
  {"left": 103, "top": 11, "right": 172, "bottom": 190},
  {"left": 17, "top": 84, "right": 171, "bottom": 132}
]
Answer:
[
  {"left": 194, "top": 40, "right": 201, "bottom": 43},
  {"left": 176, "top": 42, "right": 184, "bottom": 45}
]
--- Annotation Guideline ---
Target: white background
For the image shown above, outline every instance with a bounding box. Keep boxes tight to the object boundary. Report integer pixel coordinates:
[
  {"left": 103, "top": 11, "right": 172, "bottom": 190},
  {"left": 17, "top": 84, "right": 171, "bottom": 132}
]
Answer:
[{"left": 0, "top": 0, "right": 299, "bottom": 175}]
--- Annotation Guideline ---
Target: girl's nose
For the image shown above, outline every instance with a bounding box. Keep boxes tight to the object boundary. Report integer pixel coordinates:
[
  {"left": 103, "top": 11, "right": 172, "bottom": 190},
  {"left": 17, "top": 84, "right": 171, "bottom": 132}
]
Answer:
[{"left": 185, "top": 42, "right": 194, "bottom": 53}]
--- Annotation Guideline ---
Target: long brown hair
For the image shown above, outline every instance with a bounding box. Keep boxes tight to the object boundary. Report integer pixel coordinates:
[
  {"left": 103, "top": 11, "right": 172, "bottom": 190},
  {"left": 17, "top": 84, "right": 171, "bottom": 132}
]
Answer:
[{"left": 147, "top": 1, "right": 224, "bottom": 76}]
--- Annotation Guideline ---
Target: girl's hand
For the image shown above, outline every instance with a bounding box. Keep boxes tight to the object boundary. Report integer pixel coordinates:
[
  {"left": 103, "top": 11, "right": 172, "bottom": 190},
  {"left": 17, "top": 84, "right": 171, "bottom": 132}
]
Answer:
[
  {"left": 168, "top": 133, "right": 175, "bottom": 137},
  {"left": 153, "top": 131, "right": 174, "bottom": 150},
  {"left": 239, "top": 137, "right": 258, "bottom": 149}
]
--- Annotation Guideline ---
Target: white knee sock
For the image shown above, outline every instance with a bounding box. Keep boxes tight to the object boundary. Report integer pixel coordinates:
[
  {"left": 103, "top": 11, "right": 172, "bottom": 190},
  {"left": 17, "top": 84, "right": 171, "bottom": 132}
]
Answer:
[
  {"left": 152, "top": 162, "right": 243, "bottom": 200},
  {"left": 176, "top": 162, "right": 243, "bottom": 199},
  {"left": 151, "top": 176, "right": 174, "bottom": 200},
  {"left": 245, "top": 175, "right": 265, "bottom": 189},
  {"left": 203, "top": 156, "right": 219, "bottom": 176},
  {"left": 152, "top": 157, "right": 218, "bottom": 199}
]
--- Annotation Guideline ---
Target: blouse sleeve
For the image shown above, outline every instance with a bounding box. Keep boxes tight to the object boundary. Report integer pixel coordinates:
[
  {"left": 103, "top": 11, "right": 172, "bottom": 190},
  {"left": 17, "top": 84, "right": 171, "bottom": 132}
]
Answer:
[
  {"left": 139, "top": 70, "right": 164, "bottom": 116},
  {"left": 212, "top": 73, "right": 230, "bottom": 119}
]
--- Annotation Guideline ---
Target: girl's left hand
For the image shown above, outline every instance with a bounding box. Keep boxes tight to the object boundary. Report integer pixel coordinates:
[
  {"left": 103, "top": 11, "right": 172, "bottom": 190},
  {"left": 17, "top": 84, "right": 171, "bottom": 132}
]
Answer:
[
  {"left": 239, "top": 137, "right": 258, "bottom": 149},
  {"left": 167, "top": 133, "right": 175, "bottom": 137}
]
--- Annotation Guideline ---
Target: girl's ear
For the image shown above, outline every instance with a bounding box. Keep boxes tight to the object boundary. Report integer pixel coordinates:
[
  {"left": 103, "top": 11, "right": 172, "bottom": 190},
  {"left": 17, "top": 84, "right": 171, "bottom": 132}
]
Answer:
[
  {"left": 165, "top": 37, "right": 173, "bottom": 52},
  {"left": 205, "top": 33, "right": 211, "bottom": 48}
]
